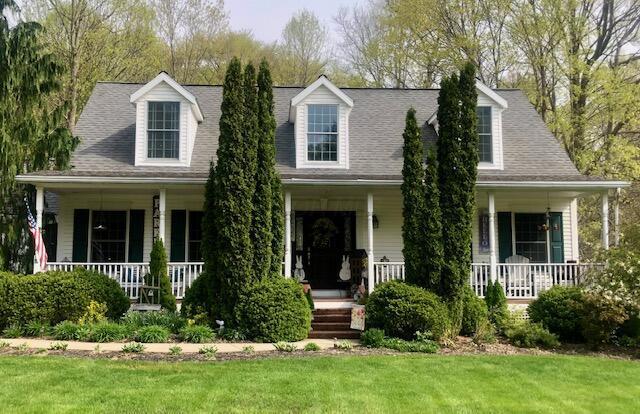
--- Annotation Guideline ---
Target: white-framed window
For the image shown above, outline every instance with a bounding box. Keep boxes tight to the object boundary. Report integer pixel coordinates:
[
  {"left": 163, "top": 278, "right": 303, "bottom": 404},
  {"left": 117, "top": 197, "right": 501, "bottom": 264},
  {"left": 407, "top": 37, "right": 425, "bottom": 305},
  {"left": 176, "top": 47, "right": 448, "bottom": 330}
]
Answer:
[
  {"left": 307, "top": 104, "right": 338, "bottom": 162},
  {"left": 477, "top": 106, "right": 492, "bottom": 163},
  {"left": 148, "top": 101, "right": 180, "bottom": 159}
]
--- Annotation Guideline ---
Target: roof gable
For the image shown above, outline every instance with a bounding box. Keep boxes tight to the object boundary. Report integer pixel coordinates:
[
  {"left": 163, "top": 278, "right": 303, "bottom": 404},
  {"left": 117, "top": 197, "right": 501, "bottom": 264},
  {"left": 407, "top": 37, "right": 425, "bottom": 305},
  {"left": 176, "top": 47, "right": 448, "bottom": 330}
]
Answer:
[
  {"left": 291, "top": 75, "right": 354, "bottom": 107},
  {"left": 130, "top": 72, "right": 204, "bottom": 121}
]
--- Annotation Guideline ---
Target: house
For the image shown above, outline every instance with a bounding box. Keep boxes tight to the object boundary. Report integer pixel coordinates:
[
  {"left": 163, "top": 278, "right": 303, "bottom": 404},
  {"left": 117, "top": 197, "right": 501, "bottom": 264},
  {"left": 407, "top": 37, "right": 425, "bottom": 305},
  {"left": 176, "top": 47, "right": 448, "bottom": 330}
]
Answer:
[{"left": 17, "top": 72, "right": 629, "bottom": 302}]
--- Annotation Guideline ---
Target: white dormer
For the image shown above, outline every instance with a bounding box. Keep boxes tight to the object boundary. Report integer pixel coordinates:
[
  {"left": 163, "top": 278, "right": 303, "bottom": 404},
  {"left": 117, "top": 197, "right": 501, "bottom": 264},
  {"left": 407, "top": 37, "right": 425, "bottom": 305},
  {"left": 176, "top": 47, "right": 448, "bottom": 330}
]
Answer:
[
  {"left": 289, "top": 75, "right": 353, "bottom": 169},
  {"left": 130, "top": 72, "right": 203, "bottom": 167},
  {"left": 428, "top": 80, "right": 508, "bottom": 170}
]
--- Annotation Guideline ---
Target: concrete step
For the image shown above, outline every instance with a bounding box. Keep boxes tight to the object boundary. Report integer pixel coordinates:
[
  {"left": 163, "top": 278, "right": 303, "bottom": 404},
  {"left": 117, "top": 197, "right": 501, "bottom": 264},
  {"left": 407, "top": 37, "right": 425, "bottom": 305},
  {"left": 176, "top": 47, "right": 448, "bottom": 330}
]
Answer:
[
  {"left": 311, "top": 322, "right": 352, "bottom": 331},
  {"left": 308, "top": 330, "right": 361, "bottom": 339},
  {"left": 313, "top": 314, "right": 351, "bottom": 323},
  {"left": 313, "top": 308, "right": 352, "bottom": 315}
]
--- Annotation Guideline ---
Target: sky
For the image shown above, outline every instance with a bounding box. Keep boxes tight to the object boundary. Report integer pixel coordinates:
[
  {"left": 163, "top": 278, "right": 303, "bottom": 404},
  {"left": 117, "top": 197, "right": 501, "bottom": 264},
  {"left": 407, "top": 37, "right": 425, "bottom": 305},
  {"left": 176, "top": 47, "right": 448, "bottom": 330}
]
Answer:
[{"left": 225, "top": 0, "right": 360, "bottom": 44}]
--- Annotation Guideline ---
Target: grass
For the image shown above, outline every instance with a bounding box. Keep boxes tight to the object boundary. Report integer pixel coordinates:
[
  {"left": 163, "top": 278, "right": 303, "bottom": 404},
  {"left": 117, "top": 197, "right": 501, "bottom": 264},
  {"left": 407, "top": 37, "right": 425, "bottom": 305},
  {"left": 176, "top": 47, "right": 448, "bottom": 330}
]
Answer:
[{"left": 0, "top": 354, "right": 638, "bottom": 413}]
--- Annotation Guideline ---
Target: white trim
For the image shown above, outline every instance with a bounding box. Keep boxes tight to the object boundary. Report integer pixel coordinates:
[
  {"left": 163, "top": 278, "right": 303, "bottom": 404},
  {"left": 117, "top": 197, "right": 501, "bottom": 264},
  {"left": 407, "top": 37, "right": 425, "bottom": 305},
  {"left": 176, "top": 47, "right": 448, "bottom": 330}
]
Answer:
[
  {"left": 130, "top": 72, "right": 203, "bottom": 122},
  {"left": 290, "top": 75, "right": 354, "bottom": 109},
  {"left": 475, "top": 80, "right": 508, "bottom": 109}
]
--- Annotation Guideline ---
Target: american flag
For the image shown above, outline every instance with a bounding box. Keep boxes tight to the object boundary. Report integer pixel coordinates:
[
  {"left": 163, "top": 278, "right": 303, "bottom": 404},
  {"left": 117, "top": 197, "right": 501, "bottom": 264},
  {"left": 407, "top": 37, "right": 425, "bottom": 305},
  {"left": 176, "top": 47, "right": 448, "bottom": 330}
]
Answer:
[{"left": 25, "top": 198, "right": 47, "bottom": 270}]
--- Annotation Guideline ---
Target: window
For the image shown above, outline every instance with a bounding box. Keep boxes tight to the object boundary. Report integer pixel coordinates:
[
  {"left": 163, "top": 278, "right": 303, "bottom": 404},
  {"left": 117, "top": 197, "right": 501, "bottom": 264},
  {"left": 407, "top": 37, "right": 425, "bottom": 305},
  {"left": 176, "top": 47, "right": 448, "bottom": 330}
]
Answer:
[
  {"left": 477, "top": 106, "right": 492, "bottom": 163},
  {"left": 91, "top": 211, "right": 127, "bottom": 262},
  {"left": 148, "top": 102, "right": 180, "bottom": 159},
  {"left": 307, "top": 104, "right": 338, "bottom": 161},
  {"left": 188, "top": 211, "right": 203, "bottom": 262},
  {"left": 514, "top": 213, "right": 548, "bottom": 263}
]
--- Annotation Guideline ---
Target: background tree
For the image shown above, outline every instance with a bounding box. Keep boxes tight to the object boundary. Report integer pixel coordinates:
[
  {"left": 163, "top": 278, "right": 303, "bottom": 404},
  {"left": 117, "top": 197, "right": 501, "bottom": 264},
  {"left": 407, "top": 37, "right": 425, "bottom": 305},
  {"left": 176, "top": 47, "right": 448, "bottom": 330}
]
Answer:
[
  {"left": 422, "top": 148, "right": 443, "bottom": 292},
  {"left": 401, "top": 108, "right": 427, "bottom": 285},
  {"left": 0, "top": 0, "right": 77, "bottom": 271},
  {"left": 278, "top": 9, "right": 328, "bottom": 85}
]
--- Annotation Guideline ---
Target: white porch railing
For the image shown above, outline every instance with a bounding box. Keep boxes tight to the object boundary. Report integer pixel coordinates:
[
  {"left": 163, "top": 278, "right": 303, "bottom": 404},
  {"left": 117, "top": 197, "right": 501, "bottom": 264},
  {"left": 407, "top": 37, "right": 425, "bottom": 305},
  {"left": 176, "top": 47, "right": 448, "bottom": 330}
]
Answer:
[
  {"left": 46, "top": 262, "right": 204, "bottom": 300},
  {"left": 373, "top": 262, "right": 604, "bottom": 299}
]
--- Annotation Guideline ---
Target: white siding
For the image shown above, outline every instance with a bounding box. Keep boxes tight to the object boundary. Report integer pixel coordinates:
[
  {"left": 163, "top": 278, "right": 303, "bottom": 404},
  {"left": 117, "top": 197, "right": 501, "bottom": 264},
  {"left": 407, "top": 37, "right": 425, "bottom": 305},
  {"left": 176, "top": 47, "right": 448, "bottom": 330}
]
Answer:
[
  {"left": 477, "top": 92, "right": 504, "bottom": 170},
  {"left": 294, "top": 85, "right": 350, "bottom": 169},
  {"left": 133, "top": 82, "right": 197, "bottom": 167}
]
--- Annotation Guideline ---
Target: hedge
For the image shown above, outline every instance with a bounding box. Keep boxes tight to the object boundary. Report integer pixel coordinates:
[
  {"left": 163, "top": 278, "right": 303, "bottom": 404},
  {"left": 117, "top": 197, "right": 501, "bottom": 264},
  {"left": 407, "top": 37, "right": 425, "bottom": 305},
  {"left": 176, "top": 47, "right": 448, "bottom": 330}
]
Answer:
[
  {"left": 0, "top": 269, "right": 129, "bottom": 329},
  {"left": 528, "top": 286, "right": 586, "bottom": 342}
]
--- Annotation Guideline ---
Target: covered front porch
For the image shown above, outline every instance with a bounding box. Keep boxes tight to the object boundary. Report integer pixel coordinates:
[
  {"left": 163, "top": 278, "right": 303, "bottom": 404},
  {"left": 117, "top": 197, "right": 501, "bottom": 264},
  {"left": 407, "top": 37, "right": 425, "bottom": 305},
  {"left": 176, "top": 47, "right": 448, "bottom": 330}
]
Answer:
[{"left": 33, "top": 180, "right": 619, "bottom": 300}]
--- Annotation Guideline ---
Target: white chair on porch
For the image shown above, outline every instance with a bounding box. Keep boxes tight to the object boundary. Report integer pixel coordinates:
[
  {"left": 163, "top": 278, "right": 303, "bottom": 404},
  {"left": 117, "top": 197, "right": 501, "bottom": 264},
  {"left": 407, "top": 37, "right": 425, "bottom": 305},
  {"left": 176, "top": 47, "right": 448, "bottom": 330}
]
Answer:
[{"left": 504, "top": 255, "right": 532, "bottom": 297}]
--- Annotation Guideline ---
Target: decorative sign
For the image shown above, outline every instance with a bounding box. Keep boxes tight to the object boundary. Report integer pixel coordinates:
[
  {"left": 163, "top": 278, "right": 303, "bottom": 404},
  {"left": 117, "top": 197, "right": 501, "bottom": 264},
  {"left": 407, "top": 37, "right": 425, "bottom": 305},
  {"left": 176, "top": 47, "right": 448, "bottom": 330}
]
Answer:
[
  {"left": 479, "top": 210, "right": 490, "bottom": 253},
  {"left": 350, "top": 305, "right": 365, "bottom": 331},
  {"left": 152, "top": 195, "right": 160, "bottom": 242}
]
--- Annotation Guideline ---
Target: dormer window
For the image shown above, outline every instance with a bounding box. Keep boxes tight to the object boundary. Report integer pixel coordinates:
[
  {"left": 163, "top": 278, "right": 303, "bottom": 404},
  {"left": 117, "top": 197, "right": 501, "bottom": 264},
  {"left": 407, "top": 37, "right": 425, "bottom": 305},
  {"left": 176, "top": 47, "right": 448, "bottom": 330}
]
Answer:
[
  {"left": 148, "top": 102, "right": 180, "bottom": 159},
  {"left": 307, "top": 104, "right": 338, "bottom": 162},
  {"left": 477, "top": 106, "right": 492, "bottom": 163}
]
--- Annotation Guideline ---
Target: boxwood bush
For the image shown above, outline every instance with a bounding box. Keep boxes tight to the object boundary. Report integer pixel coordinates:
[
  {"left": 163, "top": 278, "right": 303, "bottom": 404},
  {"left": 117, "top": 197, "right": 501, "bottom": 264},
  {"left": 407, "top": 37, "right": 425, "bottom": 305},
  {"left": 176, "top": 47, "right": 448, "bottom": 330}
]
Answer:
[
  {"left": 0, "top": 269, "right": 129, "bottom": 330},
  {"left": 528, "top": 286, "right": 586, "bottom": 342},
  {"left": 237, "top": 277, "right": 311, "bottom": 342},
  {"left": 461, "top": 285, "right": 488, "bottom": 336},
  {"left": 366, "top": 281, "right": 449, "bottom": 340}
]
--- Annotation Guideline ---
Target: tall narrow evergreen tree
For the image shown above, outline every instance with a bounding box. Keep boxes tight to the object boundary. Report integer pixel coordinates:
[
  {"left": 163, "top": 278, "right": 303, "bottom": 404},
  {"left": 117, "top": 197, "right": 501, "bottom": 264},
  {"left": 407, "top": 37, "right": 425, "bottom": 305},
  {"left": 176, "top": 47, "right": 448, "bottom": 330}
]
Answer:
[
  {"left": 257, "top": 60, "right": 285, "bottom": 277},
  {"left": 243, "top": 63, "right": 259, "bottom": 279},
  {"left": 401, "top": 107, "right": 427, "bottom": 285},
  {"left": 437, "top": 73, "right": 466, "bottom": 330},
  {"left": 211, "top": 57, "right": 253, "bottom": 323},
  {"left": 251, "top": 60, "right": 275, "bottom": 279},
  {"left": 423, "top": 147, "right": 444, "bottom": 292}
]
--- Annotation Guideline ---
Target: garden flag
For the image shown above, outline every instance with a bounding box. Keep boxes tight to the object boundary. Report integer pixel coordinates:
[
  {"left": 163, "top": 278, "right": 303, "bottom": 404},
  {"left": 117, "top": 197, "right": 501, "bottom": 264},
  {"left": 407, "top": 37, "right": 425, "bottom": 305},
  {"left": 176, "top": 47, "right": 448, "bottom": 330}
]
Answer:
[{"left": 25, "top": 197, "right": 47, "bottom": 270}]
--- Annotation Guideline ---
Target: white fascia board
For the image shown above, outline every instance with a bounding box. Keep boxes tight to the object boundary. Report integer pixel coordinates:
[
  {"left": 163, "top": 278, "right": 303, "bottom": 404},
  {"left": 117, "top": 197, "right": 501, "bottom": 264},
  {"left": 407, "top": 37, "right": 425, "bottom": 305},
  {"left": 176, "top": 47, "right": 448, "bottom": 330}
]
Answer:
[
  {"left": 475, "top": 80, "right": 508, "bottom": 109},
  {"left": 290, "top": 76, "right": 354, "bottom": 108},
  {"left": 130, "top": 72, "right": 203, "bottom": 122}
]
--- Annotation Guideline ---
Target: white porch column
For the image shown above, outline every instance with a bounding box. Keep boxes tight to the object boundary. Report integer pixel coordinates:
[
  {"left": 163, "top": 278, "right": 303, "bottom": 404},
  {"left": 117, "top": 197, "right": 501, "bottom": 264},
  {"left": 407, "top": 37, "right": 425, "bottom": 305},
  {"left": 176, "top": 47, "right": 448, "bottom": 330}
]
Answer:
[
  {"left": 159, "top": 189, "right": 166, "bottom": 242},
  {"left": 367, "top": 192, "right": 374, "bottom": 294},
  {"left": 614, "top": 187, "right": 621, "bottom": 247},
  {"left": 284, "top": 191, "right": 292, "bottom": 278},
  {"left": 601, "top": 190, "right": 609, "bottom": 250},
  {"left": 488, "top": 192, "right": 497, "bottom": 282},
  {"left": 34, "top": 186, "right": 45, "bottom": 273}
]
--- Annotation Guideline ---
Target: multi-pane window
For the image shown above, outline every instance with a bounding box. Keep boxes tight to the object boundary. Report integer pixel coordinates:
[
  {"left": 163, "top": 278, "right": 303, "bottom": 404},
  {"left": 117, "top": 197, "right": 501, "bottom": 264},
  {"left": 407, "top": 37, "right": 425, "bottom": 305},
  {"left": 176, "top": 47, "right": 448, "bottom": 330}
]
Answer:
[
  {"left": 188, "top": 211, "right": 203, "bottom": 262},
  {"left": 148, "top": 102, "right": 180, "bottom": 159},
  {"left": 476, "top": 106, "right": 492, "bottom": 163},
  {"left": 91, "top": 211, "right": 127, "bottom": 262},
  {"left": 514, "top": 213, "right": 548, "bottom": 263},
  {"left": 307, "top": 104, "right": 338, "bottom": 161}
]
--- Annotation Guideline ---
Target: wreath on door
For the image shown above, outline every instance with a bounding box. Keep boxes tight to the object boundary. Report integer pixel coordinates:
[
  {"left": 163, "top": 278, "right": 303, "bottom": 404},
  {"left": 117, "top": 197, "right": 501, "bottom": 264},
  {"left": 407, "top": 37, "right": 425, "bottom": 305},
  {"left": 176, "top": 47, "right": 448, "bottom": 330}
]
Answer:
[{"left": 311, "top": 217, "right": 338, "bottom": 248}]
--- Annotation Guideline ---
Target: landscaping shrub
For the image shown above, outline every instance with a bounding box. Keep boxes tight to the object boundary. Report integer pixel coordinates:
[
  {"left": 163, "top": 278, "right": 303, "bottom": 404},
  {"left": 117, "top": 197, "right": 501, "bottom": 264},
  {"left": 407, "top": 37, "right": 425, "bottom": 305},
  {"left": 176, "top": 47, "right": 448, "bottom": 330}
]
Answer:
[
  {"left": 53, "top": 321, "right": 82, "bottom": 341},
  {"left": 87, "top": 322, "right": 129, "bottom": 342},
  {"left": 618, "top": 312, "right": 640, "bottom": 340},
  {"left": 78, "top": 301, "right": 107, "bottom": 325},
  {"left": 504, "top": 321, "right": 559, "bottom": 349},
  {"left": 528, "top": 286, "right": 586, "bottom": 342},
  {"left": 366, "top": 281, "right": 449, "bottom": 340},
  {"left": 361, "top": 328, "right": 385, "bottom": 348},
  {"left": 179, "top": 325, "right": 215, "bottom": 343},
  {"left": 580, "top": 292, "right": 628, "bottom": 348},
  {"left": 485, "top": 280, "right": 508, "bottom": 330},
  {"left": 304, "top": 342, "right": 321, "bottom": 351},
  {"left": 23, "top": 321, "right": 50, "bottom": 337},
  {"left": 122, "top": 310, "right": 186, "bottom": 334},
  {"left": 121, "top": 342, "right": 145, "bottom": 353},
  {"left": 147, "top": 240, "right": 176, "bottom": 312},
  {"left": 181, "top": 271, "right": 212, "bottom": 320},
  {"left": 134, "top": 325, "right": 170, "bottom": 343},
  {"left": 0, "top": 269, "right": 129, "bottom": 330},
  {"left": 237, "top": 277, "right": 311, "bottom": 342},
  {"left": 461, "top": 284, "right": 488, "bottom": 336},
  {"left": 380, "top": 337, "right": 439, "bottom": 353},
  {"left": 2, "top": 324, "right": 23, "bottom": 338}
]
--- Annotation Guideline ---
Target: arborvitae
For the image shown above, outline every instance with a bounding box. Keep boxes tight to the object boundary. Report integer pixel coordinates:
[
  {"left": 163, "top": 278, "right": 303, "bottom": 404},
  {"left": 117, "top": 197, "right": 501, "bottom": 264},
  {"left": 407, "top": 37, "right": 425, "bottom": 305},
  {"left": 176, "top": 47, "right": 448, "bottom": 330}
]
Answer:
[
  {"left": 437, "top": 73, "right": 466, "bottom": 330},
  {"left": 401, "top": 108, "right": 427, "bottom": 285},
  {"left": 257, "top": 60, "right": 285, "bottom": 277},
  {"left": 423, "top": 147, "right": 444, "bottom": 292},
  {"left": 148, "top": 239, "right": 176, "bottom": 312},
  {"left": 252, "top": 60, "right": 275, "bottom": 279},
  {"left": 212, "top": 57, "right": 253, "bottom": 323}
]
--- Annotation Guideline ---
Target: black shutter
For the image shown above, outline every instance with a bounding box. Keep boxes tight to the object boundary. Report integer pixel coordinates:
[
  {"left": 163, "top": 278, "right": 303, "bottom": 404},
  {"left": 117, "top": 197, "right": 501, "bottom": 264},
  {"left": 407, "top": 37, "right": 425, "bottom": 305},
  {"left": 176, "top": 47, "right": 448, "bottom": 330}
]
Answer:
[
  {"left": 72, "top": 209, "right": 89, "bottom": 262},
  {"left": 128, "top": 210, "right": 145, "bottom": 262},
  {"left": 550, "top": 212, "right": 564, "bottom": 263},
  {"left": 170, "top": 210, "right": 186, "bottom": 262},
  {"left": 497, "top": 212, "right": 512, "bottom": 263}
]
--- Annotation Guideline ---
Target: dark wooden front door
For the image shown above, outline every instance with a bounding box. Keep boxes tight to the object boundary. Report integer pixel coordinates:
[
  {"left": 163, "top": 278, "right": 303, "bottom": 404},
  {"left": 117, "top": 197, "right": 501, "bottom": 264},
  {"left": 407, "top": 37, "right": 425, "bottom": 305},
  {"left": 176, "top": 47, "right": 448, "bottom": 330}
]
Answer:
[{"left": 295, "top": 211, "right": 356, "bottom": 289}]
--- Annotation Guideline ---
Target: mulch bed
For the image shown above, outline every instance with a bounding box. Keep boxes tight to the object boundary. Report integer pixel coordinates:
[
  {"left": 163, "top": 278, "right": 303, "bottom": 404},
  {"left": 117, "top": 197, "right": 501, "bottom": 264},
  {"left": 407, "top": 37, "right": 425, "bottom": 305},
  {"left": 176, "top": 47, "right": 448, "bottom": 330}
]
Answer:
[{"left": 1, "top": 337, "right": 638, "bottom": 362}]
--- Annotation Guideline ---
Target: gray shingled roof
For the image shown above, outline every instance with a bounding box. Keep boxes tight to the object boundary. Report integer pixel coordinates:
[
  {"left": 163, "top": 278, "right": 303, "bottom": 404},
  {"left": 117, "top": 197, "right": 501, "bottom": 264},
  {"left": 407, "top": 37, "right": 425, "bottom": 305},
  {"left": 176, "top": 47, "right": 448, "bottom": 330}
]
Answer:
[{"left": 24, "top": 82, "right": 599, "bottom": 182}]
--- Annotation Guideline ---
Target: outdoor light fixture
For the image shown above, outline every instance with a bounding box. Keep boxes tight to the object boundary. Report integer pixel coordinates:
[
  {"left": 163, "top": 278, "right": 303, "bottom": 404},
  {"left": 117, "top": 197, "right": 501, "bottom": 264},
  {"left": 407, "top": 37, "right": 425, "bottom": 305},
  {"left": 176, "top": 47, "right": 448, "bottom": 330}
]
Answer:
[{"left": 372, "top": 214, "right": 379, "bottom": 229}]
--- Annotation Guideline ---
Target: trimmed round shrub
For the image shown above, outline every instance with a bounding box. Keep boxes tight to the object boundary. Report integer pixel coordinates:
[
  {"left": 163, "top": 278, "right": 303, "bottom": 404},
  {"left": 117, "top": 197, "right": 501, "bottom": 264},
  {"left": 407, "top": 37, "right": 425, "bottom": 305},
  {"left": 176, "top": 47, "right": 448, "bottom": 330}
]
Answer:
[
  {"left": 179, "top": 325, "right": 215, "bottom": 343},
  {"left": 504, "top": 321, "right": 560, "bottom": 349},
  {"left": 461, "top": 285, "right": 488, "bottom": 336},
  {"left": 237, "top": 277, "right": 311, "bottom": 342},
  {"left": 87, "top": 322, "right": 129, "bottom": 342},
  {"left": 72, "top": 269, "right": 130, "bottom": 319},
  {"left": 134, "top": 325, "right": 170, "bottom": 343},
  {"left": 528, "top": 286, "right": 586, "bottom": 342},
  {"left": 366, "top": 281, "right": 449, "bottom": 340}
]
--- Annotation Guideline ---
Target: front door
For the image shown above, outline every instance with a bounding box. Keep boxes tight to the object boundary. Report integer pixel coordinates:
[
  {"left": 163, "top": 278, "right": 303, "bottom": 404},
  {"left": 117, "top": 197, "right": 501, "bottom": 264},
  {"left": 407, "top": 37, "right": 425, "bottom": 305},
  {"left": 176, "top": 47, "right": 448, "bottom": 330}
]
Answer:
[{"left": 295, "top": 211, "right": 356, "bottom": 289}]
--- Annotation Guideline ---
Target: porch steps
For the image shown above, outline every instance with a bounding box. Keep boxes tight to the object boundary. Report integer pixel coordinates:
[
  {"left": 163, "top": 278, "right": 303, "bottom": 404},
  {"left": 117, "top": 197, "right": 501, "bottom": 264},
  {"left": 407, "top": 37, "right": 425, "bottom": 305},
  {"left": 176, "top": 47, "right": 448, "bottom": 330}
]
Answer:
[{"left": 309, "top": 308, "right": 361, "bottom": 340}]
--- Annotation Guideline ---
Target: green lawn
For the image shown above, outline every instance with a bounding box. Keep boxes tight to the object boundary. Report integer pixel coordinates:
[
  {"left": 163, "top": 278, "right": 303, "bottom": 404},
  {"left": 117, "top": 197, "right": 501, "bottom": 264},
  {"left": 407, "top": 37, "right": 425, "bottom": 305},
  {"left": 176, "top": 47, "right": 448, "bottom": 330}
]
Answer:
[{"left": 0, "top": 354, "right": 638, "bottom": 413}]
